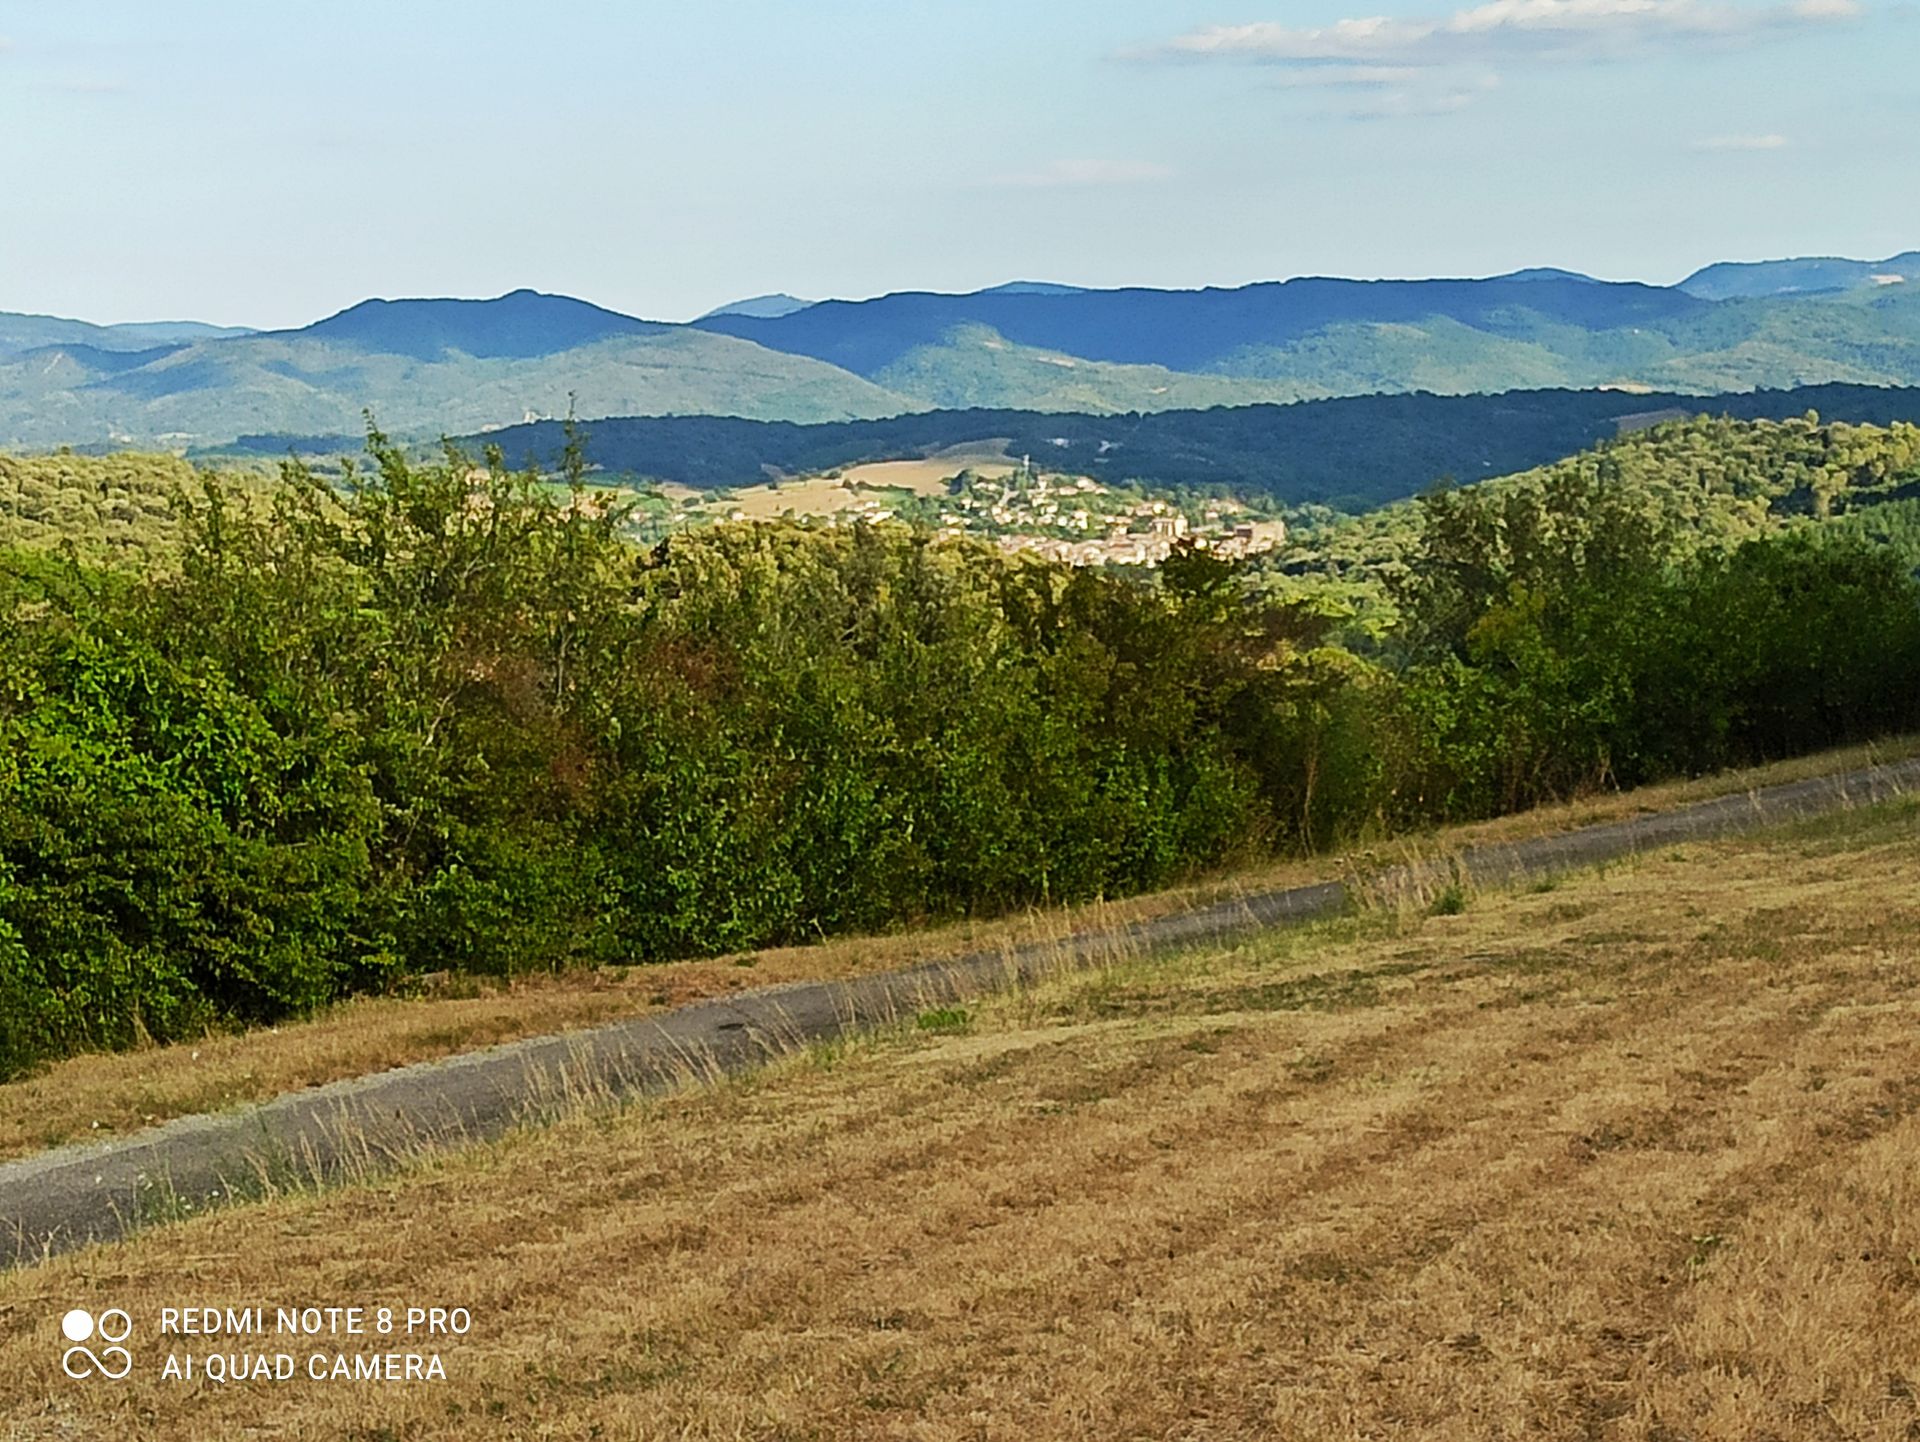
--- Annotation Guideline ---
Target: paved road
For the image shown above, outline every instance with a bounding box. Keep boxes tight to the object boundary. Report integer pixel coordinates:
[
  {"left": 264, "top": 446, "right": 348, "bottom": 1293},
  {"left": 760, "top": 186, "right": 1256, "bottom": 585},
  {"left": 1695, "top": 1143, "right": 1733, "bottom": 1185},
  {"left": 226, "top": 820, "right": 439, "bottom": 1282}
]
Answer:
[{"left": 2, "top": 758, "right": 1914, "bottom": 1269}]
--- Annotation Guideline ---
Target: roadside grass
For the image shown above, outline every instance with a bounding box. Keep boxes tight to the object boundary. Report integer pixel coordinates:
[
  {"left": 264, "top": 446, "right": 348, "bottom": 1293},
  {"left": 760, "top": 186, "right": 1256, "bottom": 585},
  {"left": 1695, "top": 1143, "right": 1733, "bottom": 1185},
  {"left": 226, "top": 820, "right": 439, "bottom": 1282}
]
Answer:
[
  {"left": 0, "top": 734, "right": 1913, "bottom": 1167},
  {"left": 3, "top": 787, "right": 1917, "bottom": 1437}
]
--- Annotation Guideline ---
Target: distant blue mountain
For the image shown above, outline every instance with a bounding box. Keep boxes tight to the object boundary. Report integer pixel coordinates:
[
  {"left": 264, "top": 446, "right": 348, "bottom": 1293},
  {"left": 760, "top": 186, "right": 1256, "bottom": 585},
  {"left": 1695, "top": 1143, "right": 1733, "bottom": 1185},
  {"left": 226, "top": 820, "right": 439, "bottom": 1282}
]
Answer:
[
  {"left": 278, "top": 288, "right": 665, "bottom": 360},
  {"left": 1496, "top": 267, "right": 1603, "bottom": 284},
  {"left": 9, "top": 257, "right": 1920, "bottom": 450},
  {"left": 689, "top": 275, "right": 1709, "bottom": 377},
  {"left": 978, "top": 281, "right": 1092, "bottom": 296},
  {"left": 1680, "top": 252, "right": 1920, "bottom": 300},
  {"left": 0, "top": 311, "right": 251, "bottom": 358},
  {"left": 697, "top": 294, "right": 816, "bottom": 321}
]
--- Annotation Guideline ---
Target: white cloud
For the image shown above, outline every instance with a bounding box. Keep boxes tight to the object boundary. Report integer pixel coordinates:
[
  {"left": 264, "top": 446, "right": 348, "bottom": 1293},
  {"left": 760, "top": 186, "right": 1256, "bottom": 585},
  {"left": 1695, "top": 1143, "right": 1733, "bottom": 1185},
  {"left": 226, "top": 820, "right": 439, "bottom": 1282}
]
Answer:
[
  {"left": 1145, "top": 0, "right": 1864, "bottom": 66},
  {"left": 1690, "top": 132, "right": 1791, "bottom": 148},
  {"left": 1129, "top": 1, "right": 1865, "bottom": 117},
  {"left": 994, "top": 159, "right": 1175, "bottom": 188}
]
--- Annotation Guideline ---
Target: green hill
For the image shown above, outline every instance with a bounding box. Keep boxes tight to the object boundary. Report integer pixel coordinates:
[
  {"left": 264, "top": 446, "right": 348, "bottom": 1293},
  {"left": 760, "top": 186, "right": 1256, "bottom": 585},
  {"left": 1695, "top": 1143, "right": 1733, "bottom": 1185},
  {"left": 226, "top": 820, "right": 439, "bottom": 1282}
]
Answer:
[
  {"left": 869, "top": 325, "right": 1327, "bottom": 411},
  {"left": 12, "top": 266, "right": 1920, "bottom": 450},
  {"left": 696, "top": 274, "right": 1920, "bottom": 406},
  {"left": 0, "top": 451, "right": 271, "bottom": 566},
  {"left": 1267, "top": 411, "right": 1920, "bottom": 633},
  {"left": 0, "top": 328, "right": 921, "bottom": 449},
  {"left": 275, "top": 289, "right": 660, "bottom": 359},
  {"left": 0, "top": 312, "right": 252, "bottom": 355}
]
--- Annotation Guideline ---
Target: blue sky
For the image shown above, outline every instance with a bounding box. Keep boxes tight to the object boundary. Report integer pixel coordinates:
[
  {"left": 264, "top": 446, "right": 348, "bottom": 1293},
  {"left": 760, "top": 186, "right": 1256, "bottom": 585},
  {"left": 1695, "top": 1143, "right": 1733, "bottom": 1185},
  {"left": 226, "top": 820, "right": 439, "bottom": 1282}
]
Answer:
[{"left": 1, "top": 0, "right": 1913, "bottom": 326}]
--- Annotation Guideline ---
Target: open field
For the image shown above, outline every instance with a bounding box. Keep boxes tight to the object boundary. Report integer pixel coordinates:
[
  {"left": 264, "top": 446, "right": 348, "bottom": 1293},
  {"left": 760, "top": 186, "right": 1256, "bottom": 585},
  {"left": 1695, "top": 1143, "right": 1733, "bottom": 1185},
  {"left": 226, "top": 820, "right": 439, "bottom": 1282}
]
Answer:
[
  {"left": 2, "top": 736, "right": 1915, "bottom": 1170},
  {"left": 700, "top": 471, "right": 931, "bottom": 521},
  {"left": 675, "top": 444, "right": 1019, "bottom": 522},
  {"left": 833, "top": 445, "right": 1021, "bottom": 490},
  {"left": 5, "top": 791, "right": 1919, "bottom": 1437}
]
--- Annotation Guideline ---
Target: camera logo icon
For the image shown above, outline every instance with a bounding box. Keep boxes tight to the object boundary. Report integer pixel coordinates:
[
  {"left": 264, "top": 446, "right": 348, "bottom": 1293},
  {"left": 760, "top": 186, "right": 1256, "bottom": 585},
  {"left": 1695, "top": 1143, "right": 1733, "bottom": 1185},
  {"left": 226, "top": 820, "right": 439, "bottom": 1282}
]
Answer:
[{"left": 61, "top": 1309, "right": 133, "bottom": 1381}]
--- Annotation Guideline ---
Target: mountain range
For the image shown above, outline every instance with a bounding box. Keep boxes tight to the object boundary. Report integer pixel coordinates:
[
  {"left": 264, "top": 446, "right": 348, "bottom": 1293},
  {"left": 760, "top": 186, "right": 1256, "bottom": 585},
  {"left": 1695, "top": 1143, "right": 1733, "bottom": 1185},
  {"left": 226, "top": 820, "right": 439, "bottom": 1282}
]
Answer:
[
  {"left": 3, "top": 253, "right": 1918, "bottom": 450},
  {"left": 1676, "top": 252, "right": 1920, "bottom": 301}
]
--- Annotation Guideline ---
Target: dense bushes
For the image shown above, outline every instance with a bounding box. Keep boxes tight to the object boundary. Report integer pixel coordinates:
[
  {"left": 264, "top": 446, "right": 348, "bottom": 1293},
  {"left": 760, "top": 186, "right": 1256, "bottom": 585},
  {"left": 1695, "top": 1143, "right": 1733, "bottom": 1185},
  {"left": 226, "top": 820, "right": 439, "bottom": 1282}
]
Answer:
[
  {"left": 0, "top": 437, "right": 1364, "bottom": 1071},
  {"left": 1386, "top": 460, "right": 1920, "bottom": 817},
  {"left": 1, "top": 428, "right": 1917, "bottom": 1076}
]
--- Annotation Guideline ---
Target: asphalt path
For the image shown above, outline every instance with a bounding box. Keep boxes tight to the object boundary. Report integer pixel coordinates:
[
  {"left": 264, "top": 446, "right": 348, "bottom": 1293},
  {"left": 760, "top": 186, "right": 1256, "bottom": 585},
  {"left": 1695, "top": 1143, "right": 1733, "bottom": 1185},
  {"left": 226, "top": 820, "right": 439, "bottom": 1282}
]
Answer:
[{"left": 2, "top": 757, "right": 1914, "bottom": 1269}]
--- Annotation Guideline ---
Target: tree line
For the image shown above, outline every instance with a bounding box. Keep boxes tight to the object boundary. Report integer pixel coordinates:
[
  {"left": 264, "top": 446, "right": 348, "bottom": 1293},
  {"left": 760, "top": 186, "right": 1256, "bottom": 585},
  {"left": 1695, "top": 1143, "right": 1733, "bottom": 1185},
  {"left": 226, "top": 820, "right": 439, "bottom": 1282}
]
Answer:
[{"left": 2, "top": 420, "right": 1917, "bottom": 1076}]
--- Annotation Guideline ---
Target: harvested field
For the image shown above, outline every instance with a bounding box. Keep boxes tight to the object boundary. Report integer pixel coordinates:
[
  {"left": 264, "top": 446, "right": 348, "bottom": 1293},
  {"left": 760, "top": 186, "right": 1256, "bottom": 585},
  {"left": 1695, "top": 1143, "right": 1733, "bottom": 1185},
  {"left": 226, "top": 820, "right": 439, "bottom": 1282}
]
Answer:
[
  {"left": 677, "top": 446, "right": 1020, "bottom": 522},
  {"left": 5, "top": 797, "right": 1919, "bottom": 1438}
]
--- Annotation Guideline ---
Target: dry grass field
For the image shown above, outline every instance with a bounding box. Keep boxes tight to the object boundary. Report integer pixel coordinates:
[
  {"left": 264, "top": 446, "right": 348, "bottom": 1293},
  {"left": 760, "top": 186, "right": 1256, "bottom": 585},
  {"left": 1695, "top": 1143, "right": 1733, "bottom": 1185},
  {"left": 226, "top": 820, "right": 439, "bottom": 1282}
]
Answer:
[
  {"left": 3, "top": 737, "right": 1914, "bottom": 1168},
  {"left": 832, "top": 449, "right": 1021, "bottom": 491},
  {"left": 677, "top": 445, "right": 1019, "bottom": 523},
  {"left": 4, "top": 791, "right": 1918, "bottom": 1438}
]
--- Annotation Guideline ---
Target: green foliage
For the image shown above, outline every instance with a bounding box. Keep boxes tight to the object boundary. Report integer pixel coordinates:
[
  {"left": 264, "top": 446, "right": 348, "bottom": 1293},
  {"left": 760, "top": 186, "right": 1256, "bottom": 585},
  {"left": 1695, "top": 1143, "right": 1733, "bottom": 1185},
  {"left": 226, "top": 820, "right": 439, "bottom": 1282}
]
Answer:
[
  {"left": 470, "top": 383, "right": 1920, "bottom": 508},
  {"left": 915, "top": 1007, "right": 973, "bottom": 1035},
  {"left": 1269, "top": 410, "right": 1920, "bottom": 637},
  {"left": 0, "top": 431, "right": 1355, "bottom": 1075},
  {"left": 0, "top": 557, "right": 383, "bottom": 1067},
  {"left": 3, "top": 412, "right": 1919, "bottom": 1080},
  {"left": 0, "top": 451, "right": 267, "bottom": 566},
  {"left": 1385, "top": 436, "right": 1920, "bottom": 816}
]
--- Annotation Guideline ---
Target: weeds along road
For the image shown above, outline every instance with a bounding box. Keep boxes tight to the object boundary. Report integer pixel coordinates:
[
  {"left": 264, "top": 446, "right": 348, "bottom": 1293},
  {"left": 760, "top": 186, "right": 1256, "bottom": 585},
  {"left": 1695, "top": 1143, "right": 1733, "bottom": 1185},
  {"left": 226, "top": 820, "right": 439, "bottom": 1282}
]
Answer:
[
  {"left": 4, "top": 780, "right": 1919, "bottom": 1437},
  {"left": 0, "top": 757, "right": 1915, "bottom": 1269}
]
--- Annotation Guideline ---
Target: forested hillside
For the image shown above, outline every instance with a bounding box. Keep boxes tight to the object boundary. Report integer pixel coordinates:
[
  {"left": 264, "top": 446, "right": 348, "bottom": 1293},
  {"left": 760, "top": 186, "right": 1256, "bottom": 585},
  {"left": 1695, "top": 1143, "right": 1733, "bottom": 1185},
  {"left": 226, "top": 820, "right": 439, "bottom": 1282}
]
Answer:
[
  {"left": 0, "top": 451, "right": 227, "bottom": 565},
  {"left": 1269, "top": 412, "right": 1920, "bottom": 632},
  {"left": 3, "top": 423, "right": 1917, "bottom": 1077},
  {"left": 0, "top": 330, "right": 918, "bottom": 451},
  {"left": 470, "top": 384, "right": 1920, "bottom": 509},
  {"left": 696, "top": 274, "right": 1920, "bottom": 400}
]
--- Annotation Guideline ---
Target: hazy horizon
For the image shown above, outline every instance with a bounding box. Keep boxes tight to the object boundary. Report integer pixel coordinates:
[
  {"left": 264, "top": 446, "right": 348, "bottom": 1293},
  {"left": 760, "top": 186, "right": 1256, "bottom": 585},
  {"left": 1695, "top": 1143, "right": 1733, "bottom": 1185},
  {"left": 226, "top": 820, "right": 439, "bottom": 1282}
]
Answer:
[
  {"left": 3, "top": 0, "right": 1913, "bottom": 329},
  {"left": 14, "top": 250, "right": 1920, "bottom": 333}
]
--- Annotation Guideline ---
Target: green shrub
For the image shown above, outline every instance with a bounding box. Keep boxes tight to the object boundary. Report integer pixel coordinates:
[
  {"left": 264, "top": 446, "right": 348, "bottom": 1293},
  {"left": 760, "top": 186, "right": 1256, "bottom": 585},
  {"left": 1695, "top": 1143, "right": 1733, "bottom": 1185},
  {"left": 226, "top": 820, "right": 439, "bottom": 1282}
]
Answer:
[{"left": 2, "top": 420, "right": 1916, "bottom": 1079}]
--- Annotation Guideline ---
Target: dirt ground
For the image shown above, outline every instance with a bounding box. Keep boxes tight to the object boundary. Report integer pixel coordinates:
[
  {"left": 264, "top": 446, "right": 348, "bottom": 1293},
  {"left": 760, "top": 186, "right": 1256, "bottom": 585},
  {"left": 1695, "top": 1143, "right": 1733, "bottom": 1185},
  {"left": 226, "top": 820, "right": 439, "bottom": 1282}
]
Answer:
[{"left": 4, "top": 796, "right": 1917, "bottom": 1439}]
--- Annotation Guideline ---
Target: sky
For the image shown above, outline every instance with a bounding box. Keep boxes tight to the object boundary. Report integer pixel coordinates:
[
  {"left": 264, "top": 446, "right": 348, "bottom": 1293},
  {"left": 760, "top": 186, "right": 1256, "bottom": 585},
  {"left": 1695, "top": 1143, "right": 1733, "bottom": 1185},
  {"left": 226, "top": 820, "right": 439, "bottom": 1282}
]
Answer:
[{"left": 0, "top": 0, "right": 1914, "bottom": 327}]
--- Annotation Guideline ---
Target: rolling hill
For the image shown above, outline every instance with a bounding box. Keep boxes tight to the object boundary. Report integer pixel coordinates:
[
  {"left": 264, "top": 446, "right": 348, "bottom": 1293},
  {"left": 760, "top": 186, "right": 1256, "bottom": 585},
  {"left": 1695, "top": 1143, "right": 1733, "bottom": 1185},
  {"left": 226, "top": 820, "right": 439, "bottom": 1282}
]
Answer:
[
  {"left": 692, "top": 273, "right": 1920, "bottom": 401},
  {"left": 690, "top": 274, "right": 1710, "bottom": 376},
  {"left": 6, "top": 256, "right": 1920, "bottom": 449},
  {"left": 0, "top": 312, "right": 252, "bottom": 355},
  {"left": 1680, "top": 252, "right": 1920, "bottom": 300},
  {"left": 0, "top": 293, "right": 921, "bottom": 448},
  {"left": 464, "top": 383, "right": 1920, "bottom": 511},
  {"left": 265, "top": 288, "right": 662, "bottom": 359}
]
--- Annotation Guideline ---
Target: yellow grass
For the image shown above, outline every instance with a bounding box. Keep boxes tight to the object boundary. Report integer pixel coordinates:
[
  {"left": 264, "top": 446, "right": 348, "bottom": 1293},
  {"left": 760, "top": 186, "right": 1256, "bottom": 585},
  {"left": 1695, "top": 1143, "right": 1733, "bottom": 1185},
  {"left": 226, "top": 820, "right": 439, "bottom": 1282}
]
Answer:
[
  {"left": 832, "top": 447, "right": 1021, "bottom": 491},
  {"left": 1, "top": 736, "right": 1915, "bottom": 1169},
  {"left": 696, "top": 473, "right": 888, "bottom": 521},
  {"left": 680, "top": 445, "right": 1021, "bottom": 522},
  {"left": 5, "top": 795, "right": 1918, "bottom": 1436}
]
